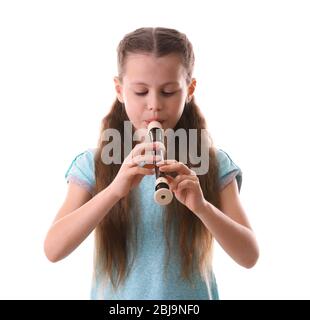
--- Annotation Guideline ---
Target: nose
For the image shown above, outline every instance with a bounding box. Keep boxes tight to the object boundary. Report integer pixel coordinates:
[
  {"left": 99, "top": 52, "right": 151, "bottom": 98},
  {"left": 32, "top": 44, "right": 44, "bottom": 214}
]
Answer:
[{"left": 147, "top": 92, "right": 162, "bottom": 111}]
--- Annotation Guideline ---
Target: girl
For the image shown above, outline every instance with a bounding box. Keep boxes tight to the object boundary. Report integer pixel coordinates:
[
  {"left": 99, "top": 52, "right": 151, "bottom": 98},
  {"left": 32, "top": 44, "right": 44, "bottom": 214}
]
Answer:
[{"left": 44, "top": 27, "right": 259, "bottom": 300}]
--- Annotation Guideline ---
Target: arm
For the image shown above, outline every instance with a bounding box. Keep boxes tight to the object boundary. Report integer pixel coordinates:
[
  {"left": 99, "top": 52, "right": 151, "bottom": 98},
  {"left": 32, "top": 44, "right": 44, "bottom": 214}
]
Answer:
[
  {"left": 44, "top": 182, "right": 120, "bottom": 263},
  {"left": 195, "top": 178, "right": 259, "bottom": 268}
]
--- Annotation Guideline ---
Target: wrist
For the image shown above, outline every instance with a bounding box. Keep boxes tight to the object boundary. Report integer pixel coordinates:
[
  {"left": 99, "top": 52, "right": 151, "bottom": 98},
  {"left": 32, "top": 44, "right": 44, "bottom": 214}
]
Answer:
[
  {"left": 195, "top": 199, "right": 212, "bottom": 219},
  {"left": 106, "top": 183, "right": 123, "bottom": 202}
]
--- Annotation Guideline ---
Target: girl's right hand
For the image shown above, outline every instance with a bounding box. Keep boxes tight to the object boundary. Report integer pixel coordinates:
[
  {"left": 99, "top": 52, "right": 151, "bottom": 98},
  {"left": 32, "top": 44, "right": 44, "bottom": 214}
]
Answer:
[{"left": 109, "top": 141, "right": 165, "bottom": 200}]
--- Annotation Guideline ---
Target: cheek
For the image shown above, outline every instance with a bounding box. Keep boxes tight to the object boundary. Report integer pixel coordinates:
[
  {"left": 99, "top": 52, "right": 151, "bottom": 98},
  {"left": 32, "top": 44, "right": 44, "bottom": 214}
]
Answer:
[
  {"left": 126, "top": 92, "right": 145, "bottom": 105},
  {"left": 170, "top": 97, "right": 186, "bottom": 114},
  {"left": 123, "top": 100, "right": 145, "bottom": 128},
  {"left": 125, "top": 105, "right": 139, "bottom": 121},
  {"left": 166, "top": 107, "right": 185, "bottom": 128}
]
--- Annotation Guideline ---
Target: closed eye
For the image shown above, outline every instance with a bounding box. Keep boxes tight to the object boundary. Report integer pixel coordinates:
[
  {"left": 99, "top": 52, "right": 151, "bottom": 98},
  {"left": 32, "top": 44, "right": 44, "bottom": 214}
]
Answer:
[
  {"left": 162, "top": 92, "right": 176, "bottom": 96},
  {"left": 135, "top": 91, "right": 177, "bottom": 96}
]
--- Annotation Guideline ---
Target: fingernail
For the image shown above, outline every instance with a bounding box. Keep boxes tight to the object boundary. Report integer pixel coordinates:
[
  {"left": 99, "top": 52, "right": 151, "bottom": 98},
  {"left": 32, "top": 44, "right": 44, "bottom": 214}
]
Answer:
[{"left": 138, "top": 161, "right": 146, "bottom": 167}]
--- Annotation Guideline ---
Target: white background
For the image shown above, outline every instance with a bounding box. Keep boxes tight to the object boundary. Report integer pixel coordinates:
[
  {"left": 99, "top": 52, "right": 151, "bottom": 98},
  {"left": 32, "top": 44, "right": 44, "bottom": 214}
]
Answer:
[{"left": 0, "top": 0, "right": 309, "bottom": 299}]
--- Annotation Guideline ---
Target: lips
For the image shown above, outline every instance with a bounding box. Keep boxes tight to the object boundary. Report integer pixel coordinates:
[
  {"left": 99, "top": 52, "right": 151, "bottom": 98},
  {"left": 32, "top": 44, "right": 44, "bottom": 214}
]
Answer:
[{"left": 145, "top": 119, "right": 164, "bottom": 124}]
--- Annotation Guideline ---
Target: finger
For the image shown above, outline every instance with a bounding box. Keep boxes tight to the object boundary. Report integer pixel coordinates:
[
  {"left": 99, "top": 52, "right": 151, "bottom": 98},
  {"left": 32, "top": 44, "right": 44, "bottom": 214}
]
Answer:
[
  {"left": 158, "top": 161, "right": 192, "bottom": 175},
  {"left": 156, "top": 159, "right": 177, "bottom": 166},
  {"left": 190, "top": 169, "right": 197, "bottom": 176},
  {"left": 164, "top": 175, "right": 175, "bottom": 189},
  {"left": 160, "top": 163, "right": 197, "bottom": 175},
  {"left": 165, "top": 175, "right": 175, "bottom": 183},
  {"left": 132, "top": 141, "right": 166, "bottom": 158},
  {"left": 128, "top": 154, "right": 162, "bottom": 167},
  {"left": 175, "top": 179, "right": 197, "bottom": 191},
  {"left": 174, "top": 174, "right": 197, "bottom": 184},
  {"left": 131, "top": 166, "right": 155, "bottom": 176},
  {"left": 125, "top": 154, "right": 161, "bottom": 167},
  {"left": 171, "top": 174, "right": 197, "bottom": 189}
]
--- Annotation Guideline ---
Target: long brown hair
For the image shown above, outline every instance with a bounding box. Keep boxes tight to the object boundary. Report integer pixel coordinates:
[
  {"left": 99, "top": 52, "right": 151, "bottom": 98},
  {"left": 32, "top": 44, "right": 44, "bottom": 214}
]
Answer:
[{"left": 93, "top": 27, "right": 220, "bottom": 289}]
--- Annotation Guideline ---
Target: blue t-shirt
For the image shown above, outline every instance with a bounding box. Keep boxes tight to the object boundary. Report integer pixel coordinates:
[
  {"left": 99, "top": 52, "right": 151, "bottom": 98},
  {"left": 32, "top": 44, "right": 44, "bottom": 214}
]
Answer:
[{"left": 65, "top": 148, "right": 242, "bottom": 300}]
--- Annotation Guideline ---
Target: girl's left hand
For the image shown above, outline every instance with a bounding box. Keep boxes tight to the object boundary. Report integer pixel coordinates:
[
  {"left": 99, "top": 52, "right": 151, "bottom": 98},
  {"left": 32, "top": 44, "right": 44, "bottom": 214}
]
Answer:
[{"left": 157, "top": 160, "right": 206, "bottom": 214}]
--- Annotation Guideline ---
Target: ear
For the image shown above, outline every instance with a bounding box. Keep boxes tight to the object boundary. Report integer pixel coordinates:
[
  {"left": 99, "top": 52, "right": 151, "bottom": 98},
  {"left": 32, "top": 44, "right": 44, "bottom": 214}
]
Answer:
[
  {"left": 114, "top": 76, "right": 124, "bottom": 103},
  {"left": 187, "top": 78, "right": 197, "bottom": 102}
]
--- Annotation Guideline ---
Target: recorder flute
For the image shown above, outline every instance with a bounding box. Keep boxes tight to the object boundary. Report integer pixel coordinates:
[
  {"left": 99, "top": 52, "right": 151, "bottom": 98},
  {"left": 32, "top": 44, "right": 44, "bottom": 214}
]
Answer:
[{"left": 147, "top": 121, "right": 173, "bottom": 205}]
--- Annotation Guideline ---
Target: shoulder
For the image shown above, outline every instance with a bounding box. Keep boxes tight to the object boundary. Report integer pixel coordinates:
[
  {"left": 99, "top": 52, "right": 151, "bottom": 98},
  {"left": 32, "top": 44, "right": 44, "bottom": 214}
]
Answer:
[
  {"left": 65, "top": 148, "right": 96, "bottom": 176},
  {"left": 64, "top": 147, "right": 98, "bottom": 195},
  {"left": 215, "top": 149, "right": 251, "bottom": 228},
  {"left": 215, "top": 148, "right": 242, "bottom": 192}
]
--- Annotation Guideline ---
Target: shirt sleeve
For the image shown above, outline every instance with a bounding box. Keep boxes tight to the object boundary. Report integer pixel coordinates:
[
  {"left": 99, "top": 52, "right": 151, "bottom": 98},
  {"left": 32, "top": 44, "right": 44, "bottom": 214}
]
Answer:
[
  {"left": 216, "top": 149, "right": 242, "bottom": 192},
  {"left": 65, "top": 148, "right": 96, "bottom": 195}
]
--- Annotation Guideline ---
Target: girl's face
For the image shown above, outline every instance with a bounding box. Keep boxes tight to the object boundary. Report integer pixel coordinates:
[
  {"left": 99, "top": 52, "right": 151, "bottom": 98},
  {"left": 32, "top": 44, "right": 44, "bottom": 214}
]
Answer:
[{"left": 114, "top": 53, "right": 196, "bottom": 132}]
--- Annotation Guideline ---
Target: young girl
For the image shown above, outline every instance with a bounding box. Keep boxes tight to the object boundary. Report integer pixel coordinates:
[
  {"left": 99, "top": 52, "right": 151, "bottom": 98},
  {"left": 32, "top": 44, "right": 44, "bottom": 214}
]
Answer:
[{"left": 44, "top": 27, "right": 259, "bottom": 300}]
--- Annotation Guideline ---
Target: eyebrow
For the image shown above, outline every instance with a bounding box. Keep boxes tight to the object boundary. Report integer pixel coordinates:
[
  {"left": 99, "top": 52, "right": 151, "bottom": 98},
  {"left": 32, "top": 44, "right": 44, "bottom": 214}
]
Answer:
[{"left": 131, "top": 81, "right": 180, "bottom": 86}]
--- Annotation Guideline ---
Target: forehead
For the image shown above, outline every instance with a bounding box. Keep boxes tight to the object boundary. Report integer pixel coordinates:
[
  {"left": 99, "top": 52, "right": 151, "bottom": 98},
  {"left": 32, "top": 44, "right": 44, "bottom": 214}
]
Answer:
[{"left": 123, "top": 53, "right": 186, "bottom": 85}]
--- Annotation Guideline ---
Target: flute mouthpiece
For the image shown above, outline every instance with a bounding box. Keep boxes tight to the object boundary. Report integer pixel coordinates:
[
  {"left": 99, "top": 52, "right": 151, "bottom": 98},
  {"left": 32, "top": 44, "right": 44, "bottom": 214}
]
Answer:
[{"left": 147, "top": 121, "right": 162, "bottom": 133}]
